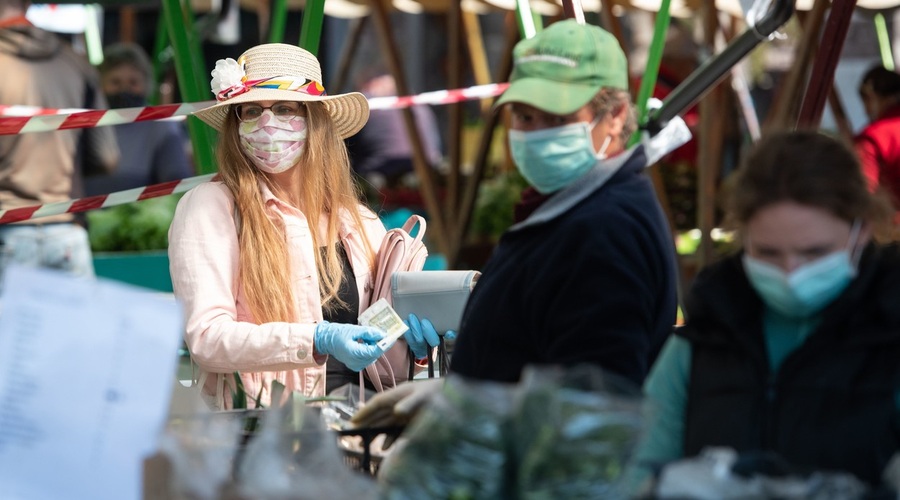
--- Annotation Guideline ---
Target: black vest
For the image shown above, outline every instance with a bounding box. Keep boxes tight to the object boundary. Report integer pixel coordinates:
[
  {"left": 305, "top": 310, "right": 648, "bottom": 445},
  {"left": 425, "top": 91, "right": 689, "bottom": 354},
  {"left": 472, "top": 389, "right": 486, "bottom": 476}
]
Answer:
[{"left": 679, "top": 245, "right": 900, "bottom": 485}]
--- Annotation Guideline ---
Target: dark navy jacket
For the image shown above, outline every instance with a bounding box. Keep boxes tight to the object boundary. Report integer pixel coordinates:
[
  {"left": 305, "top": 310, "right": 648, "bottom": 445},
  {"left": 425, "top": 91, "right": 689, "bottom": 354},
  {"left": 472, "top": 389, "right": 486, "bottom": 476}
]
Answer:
[{"left": 450, "top": 146, "right": 679, "bottom": 386}]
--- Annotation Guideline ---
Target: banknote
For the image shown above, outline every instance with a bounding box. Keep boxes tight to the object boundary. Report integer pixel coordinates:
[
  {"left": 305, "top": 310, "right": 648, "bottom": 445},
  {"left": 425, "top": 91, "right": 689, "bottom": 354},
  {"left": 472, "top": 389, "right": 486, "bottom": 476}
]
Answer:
[{"left": 359, "top": 298, "right": 409, "bottom": 351}]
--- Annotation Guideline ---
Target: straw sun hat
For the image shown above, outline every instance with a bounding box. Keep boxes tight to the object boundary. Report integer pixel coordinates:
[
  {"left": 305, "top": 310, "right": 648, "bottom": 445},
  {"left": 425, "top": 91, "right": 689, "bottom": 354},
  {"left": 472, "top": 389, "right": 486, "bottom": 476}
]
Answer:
[{"left": 193, "top": 43, "right": 369, "bottom": 138}]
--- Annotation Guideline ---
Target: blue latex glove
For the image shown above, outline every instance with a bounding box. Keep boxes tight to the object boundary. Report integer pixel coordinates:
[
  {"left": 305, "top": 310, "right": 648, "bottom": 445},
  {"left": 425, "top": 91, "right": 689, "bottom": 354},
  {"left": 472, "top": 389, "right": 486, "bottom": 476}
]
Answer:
[
  {"left": 403, "top": 314, "right": 443, "bottom": 359},
  {"left": 314, "top": 321, "right": 385, "bottom": 372}
]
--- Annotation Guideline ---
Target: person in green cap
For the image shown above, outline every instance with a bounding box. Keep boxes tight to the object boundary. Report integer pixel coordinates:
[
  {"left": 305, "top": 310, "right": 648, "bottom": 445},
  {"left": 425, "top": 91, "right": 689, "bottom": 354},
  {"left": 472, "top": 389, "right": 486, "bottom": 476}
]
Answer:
[
  {"left": 444, "top": 18, "right": 678, "bottom": 385},
  {"left": 352, "top": 19, "right": 679, "bottom": 426}
]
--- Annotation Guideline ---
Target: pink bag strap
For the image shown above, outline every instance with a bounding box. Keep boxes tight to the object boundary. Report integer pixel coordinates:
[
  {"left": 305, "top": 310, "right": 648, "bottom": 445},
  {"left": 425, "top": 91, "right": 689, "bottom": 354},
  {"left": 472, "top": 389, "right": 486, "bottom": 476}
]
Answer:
[
  {"left": 402, "top": 215, "right": 426, "bottom": 246},
  {"left": 399, "top": 215, "right": 428, "bottom": 273},
  {"left": 368, "top": 214, "right": 428, "bottom": 307},
  {"left": 361, "top": 214, "right": 429, "bottom": 395}
]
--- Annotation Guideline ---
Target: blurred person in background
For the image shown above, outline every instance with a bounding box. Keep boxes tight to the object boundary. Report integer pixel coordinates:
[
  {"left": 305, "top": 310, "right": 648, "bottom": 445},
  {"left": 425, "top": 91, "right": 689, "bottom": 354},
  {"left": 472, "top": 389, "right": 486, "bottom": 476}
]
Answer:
[
  {"left": 628, "top": 130, "right": 900, "bottom": 495},
  {"left": 345, "top": 68, "right": 442, "bottom": 190},
  {"left": 855, "top": 64, "right": 900, "bottom": 218},
  {"left": 0, "top": 0, "right": 118, "bottom": 278},
  {"left": 85, "top": 42, "right": 193, "bottom": 196}
]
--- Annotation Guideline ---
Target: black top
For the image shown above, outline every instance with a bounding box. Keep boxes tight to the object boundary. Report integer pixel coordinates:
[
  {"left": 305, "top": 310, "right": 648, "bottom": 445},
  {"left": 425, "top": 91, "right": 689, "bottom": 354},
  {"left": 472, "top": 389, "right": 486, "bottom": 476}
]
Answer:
[{"left": 322, "top": 242, "right": 370, "bottom": 394}]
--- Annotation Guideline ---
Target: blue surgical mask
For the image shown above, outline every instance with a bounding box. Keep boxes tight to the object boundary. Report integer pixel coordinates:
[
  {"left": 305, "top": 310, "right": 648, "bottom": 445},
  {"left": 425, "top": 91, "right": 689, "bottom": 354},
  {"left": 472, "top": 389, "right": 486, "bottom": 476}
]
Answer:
[
  {"left": 742, "top": 220, "right": 863, "bottom": 318},
  {"left": 508, "top": 119, "right": 610, "bottom": 194}
]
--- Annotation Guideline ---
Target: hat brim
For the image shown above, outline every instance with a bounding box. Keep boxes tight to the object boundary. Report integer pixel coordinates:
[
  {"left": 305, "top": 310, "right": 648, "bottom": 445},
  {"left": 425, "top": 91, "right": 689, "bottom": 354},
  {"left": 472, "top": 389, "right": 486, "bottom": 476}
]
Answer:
[
  {"left": 494, "top": 78, "right": 600, "bottom": 115},
  {"left": 193, "top": 88, "right": 370, "bottom": 139}
]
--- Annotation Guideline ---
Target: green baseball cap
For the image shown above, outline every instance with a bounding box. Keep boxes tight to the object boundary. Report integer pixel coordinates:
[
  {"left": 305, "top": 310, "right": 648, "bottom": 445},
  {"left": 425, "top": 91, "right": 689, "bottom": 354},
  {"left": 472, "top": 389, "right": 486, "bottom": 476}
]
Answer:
[{"left": 495, "top": 20, "right": 629, "bottom": 115}]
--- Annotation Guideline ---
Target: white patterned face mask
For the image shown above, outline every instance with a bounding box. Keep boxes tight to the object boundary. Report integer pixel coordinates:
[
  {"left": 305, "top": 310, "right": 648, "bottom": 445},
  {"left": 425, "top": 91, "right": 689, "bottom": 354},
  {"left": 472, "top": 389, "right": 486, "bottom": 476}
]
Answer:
[{"left": 238, "top": 112, "right": 308, "bottom": 173}]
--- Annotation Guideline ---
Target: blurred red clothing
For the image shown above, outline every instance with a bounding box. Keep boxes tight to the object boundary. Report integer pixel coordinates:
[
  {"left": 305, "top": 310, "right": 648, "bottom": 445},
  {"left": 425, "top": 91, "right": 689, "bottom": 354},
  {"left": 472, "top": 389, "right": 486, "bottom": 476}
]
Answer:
[{"left": 855, "top": 104, "right": 900, "bottom": 214}]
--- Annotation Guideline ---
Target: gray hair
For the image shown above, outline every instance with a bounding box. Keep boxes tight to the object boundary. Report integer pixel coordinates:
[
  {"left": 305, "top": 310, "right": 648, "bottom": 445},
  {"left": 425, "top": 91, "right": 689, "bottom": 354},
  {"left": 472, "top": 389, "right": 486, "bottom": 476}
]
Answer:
[{"left": 589, "top": 87, "right": 638, "bottom": 145}]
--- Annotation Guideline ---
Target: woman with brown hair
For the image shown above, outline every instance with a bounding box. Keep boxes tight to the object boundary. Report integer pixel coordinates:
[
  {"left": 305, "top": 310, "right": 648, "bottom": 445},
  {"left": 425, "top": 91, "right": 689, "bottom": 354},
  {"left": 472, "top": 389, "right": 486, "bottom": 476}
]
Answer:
[
  {"left": 628, "top": 130, "right": 900, "bottom": 493},
  {"left": 168, "top": 43, "right": 436, "bottom": 409}
]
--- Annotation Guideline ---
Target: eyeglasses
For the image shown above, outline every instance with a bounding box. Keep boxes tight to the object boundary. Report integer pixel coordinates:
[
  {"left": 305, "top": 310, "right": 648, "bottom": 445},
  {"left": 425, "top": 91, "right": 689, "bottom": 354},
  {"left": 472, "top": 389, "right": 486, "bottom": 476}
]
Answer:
[{"left": 234, "top": 101, "right": 305, "bottom": 122}]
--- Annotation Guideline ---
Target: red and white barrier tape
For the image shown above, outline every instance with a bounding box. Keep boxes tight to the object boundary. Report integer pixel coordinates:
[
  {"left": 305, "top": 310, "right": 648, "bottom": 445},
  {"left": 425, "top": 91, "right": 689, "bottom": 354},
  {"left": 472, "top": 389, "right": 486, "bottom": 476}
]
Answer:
[
  {"left": 0, "top": 102, "right": 209, "bottom": 136},
  {"left": 366, "top": 82, "right": 509, "bottom": 111},
  {"left": 0, "top": 105, "right": 88, "bottom": 116},
  {"left": 0, "top": 82, "right": 510, "bottom": 135},
  {"left": 0, "top": 81, "right": 511, "bottom": 223},
  {"left": 0, "top": 173, "right": 217, "bottom": 225}
]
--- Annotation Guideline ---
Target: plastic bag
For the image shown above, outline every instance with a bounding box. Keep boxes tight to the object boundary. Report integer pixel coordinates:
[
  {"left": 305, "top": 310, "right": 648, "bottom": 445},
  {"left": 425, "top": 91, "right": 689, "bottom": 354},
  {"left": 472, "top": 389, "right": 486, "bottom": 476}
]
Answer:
[
  {"left": 235, "top": 397, "right": 376, "bottom": 499},
  {"left": 511, "top": 364, "right": 644, "bottom": 499},
  {"left": 377, "top": 375, "right": 516, "bottom": 499},
  {"left": 375, "top": 364, "right": 645, "bottom": 499},
  {"left": 157, "top": 409, "right": 256, "bottom": 499},
  {"left": 655, "top": 447, "right": 870, "bottom": 500}
]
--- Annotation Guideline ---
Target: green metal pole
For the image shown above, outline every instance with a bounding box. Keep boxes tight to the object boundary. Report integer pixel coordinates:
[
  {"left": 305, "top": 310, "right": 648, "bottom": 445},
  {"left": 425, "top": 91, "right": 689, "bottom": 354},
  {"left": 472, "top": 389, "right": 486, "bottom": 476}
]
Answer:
[
  {"left": 299, "top": 0, "right": 326, "bottom": 55},
  {"left": 150, "top": 16, "right": 169, "bottom": 106},
  {"left": 269, "top": 0, "right": 288, "bottom": 43},
  {"left": 875, "top": 13, "right": 895, "bottom": 71},
  {"left": 160, "top": 0, "right": 218, "bottom": 174},
  {"left": 514, "top": 0, "right": 542, "bottom": 39},
  {"left": 83, "top": 5, "right": 103, "bottom": 66},
  {"left": 630, "top": 0, "right": 672, "bottom": 147}
]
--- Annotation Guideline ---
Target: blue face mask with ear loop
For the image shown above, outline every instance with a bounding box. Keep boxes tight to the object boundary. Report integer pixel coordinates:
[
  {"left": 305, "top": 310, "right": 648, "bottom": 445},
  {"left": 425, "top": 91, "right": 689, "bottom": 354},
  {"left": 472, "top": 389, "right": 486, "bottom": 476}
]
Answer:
[
  {"left": 742, "top": 219, "right": 864, "bottom": 318},
  {"left": 508, "top": 117, "right": 611, "bottom": 194}
]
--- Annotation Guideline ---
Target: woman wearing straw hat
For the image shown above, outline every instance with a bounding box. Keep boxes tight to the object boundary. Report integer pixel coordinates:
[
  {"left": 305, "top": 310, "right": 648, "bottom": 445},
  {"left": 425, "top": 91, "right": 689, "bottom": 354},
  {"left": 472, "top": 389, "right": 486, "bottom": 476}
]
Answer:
[{"left": 168, "top": 43, "right": 437, "bottom": 409}]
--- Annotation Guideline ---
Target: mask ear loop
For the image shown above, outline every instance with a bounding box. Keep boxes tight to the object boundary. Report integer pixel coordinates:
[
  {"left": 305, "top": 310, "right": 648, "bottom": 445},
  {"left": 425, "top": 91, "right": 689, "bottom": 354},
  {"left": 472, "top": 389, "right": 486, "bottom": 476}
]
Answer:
[
  {"left": 595, "top": 135, "right": 612, "bottom": 159},
  {"left": 587, "top": 116, "right": 611, "bottom": 159}
]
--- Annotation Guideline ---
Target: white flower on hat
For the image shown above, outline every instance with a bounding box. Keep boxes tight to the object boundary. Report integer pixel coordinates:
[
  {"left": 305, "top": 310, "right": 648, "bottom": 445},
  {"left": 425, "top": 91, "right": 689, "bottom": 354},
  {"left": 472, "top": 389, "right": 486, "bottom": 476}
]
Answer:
[{"left": 210, "top": 58, "right": 246, "bottom": 97}]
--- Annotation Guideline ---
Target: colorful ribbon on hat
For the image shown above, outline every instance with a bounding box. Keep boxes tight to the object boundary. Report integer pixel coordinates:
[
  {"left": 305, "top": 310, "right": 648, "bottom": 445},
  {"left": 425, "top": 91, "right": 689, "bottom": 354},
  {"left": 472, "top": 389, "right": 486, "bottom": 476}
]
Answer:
[{"left": 216, "top": 77, "right": 327, "bottom": 102}]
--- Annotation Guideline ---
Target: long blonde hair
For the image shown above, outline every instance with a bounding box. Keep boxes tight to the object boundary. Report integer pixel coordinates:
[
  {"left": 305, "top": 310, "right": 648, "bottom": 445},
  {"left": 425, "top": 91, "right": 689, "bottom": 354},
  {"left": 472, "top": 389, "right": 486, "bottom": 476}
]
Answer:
[{"left": 217, "top": 102, "right": 376, "bottom": 324}]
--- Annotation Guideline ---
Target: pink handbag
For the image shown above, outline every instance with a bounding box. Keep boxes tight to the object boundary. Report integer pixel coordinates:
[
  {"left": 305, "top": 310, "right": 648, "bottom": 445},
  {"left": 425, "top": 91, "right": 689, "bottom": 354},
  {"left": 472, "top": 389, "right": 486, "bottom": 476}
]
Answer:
[{"left": 362, "top": 214, "right": 428, "bottom": 392}]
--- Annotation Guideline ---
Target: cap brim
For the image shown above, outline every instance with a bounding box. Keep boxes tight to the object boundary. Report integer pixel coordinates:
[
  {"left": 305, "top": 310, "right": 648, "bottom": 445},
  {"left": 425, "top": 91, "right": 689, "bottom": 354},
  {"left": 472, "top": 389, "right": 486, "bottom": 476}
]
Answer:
[
  {"left": 494, "top": 78, "right": 600, "bottom": 115},
  {"left": 193, "top": 88, "right": 370, "bottom": 139}
]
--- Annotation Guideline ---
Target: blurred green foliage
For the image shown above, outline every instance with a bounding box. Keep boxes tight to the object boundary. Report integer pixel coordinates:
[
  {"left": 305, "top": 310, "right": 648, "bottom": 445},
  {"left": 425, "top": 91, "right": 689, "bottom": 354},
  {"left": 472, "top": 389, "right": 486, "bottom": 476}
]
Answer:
[
  {"left": 675, "top": 228, "right": 738, "bottom": 256},
  {"left": 87, "top": 195, "right": 181, "bottom": 252},
  {"left": 471, "top": 170, "right": 528, "bottom": 242}
]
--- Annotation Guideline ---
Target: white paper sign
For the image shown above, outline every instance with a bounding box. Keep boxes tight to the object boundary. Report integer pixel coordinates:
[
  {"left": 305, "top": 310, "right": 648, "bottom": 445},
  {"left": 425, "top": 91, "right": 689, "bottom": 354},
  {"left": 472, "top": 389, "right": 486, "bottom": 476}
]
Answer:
[{"left": 0, "top": 266, "right": 183, "bottom": 500}]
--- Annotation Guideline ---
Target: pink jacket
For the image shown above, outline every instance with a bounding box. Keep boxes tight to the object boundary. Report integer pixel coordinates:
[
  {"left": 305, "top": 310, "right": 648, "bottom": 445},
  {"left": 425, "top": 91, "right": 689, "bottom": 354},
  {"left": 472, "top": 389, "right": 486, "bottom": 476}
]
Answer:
[{"left": 168, "top": 181, "right": 386, "bottom": 409}]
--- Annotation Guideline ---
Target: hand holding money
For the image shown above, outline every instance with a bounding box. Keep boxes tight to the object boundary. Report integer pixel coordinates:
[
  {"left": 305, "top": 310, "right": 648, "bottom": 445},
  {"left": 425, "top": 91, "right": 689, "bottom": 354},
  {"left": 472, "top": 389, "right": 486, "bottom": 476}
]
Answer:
[
  {"left": 358, "top": 298, "right": 409, "bottom": 351},
  {"left": 313, "top": 321, "right": 385, "bottom": 372}
]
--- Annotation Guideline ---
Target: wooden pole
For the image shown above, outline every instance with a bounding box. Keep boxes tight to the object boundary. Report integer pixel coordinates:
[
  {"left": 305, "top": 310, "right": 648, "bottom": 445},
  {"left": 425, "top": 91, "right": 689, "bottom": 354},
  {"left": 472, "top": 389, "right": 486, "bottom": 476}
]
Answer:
[
  {"left": 599, "top": 2, "right": 626, "bottom": 53},
  {"left": 696, "top": 2, "right": 726, "bottom": 267},
  {"left": 119, "top": 6, "right": 137, "bottom": 43},
  {"left": 796, "top": 0, "right": 859, "bottom": 128},
  {"left": 448, "top": 11, "right": 519, "bottom": 266},
  {"left": 332, "top": 16, "right": 368, "bottom": 93},
  {"left": 827, "top": 87, "right": 855, "bottom": 143},
  {"left": 764, "top": 0, "right": 828, "bottom": 131},
  {"left": 560, "top": 0, "right": 585, "bottom": 23},
  {"left": 462, "top": 10, "right": 493, "bottom": 113},
  {"left": 446, "top": 0, "right": 464, "bottom": 225}
]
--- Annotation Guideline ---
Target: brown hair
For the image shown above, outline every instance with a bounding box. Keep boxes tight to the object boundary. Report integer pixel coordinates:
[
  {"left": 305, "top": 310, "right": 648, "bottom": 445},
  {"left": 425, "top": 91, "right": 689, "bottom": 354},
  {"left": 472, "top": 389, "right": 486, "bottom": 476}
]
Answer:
[
  {"left": 859, "top": 65, "right": 900, "bottom": 99},
  {"left": 218, "top": 102, "right": 375, "bottom": 323},
  {"left": 722, "top": 130, "right": 893, "bottom": 238},
  {"left": 589, "top": 87, "right": 637, "bottom": 145}
]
